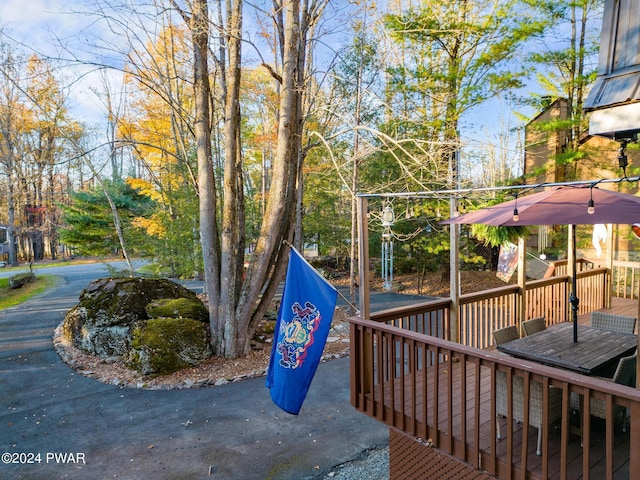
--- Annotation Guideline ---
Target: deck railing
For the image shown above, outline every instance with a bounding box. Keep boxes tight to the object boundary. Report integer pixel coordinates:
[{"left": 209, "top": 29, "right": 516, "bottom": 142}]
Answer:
[
  {"left": 353, "top": 267, "right": 637, "bottom": 478},
  {"left": 372, "top": 268, "right": 609, "bottom": 351},
  {"left": 543, "top": 258, "right": 595, "bottom": 278},
  {"left": 459, "top": 285, "right": 519, "bottom": 349},
  {"left": 349, "top": 315, "right": 640, "bottom": 479},
  {"left": 612, "top": 260, "right": 640, "bottom": 300}
]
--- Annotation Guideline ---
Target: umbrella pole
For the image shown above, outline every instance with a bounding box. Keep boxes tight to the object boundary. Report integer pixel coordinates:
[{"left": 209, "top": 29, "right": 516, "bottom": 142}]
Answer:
[{"left": 568, "top": 224, "right": 579, "bottom": 342}]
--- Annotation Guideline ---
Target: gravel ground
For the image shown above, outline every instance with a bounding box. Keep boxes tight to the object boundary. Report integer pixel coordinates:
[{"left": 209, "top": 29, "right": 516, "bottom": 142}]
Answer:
[{"left": 321, "top": 447, "right": 389, "bottom": 479}]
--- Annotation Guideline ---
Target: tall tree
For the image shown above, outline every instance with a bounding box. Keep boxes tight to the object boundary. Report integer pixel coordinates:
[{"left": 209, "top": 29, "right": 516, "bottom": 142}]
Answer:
[
  {"left": 0, "top": 40, "right": 81, "bottom": 263},
  {"left": 237, "top": 0, "right": 330, "bottom": 356},
  {"left": 385, "top": 0, "right": 550, "bottom": 181},
  {"left": 525, "top": 0, "right": 603, "bottom": 180},
  {"left": 0, "top": 40, "right": 23, "bottom": 265},
  {"left": 165, "top": 0, "right": 331, "bottom": 357}
]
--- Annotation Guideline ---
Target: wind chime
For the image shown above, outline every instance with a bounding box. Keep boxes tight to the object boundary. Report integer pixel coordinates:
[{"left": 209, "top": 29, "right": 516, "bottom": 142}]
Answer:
[{"left": 381, "top": 201, "right": 395, "bottom": 291}]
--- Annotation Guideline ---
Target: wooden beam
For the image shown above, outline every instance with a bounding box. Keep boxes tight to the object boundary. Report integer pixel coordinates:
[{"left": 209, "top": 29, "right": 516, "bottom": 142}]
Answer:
[
  {"left": 449, "top": 197, "right": 460, "bottom": 343},
  {"left": 357, "top": 196, "right": 370, "bottom": 319},
  {"left": 518, "top": 236, "right": 526, "bottom": 335}
]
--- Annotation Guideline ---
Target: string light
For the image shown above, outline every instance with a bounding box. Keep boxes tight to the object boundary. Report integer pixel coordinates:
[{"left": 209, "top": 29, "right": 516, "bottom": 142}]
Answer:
[
  {"left": 587, "top": 185, "right": 595, "bottom": 214},
  {"left": 512, "top": 194, "right": 519, "bottom": 222}
]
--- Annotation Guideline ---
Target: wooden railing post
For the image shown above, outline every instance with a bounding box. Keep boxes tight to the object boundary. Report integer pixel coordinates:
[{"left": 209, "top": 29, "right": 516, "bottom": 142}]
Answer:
[
  {"left": 517, "top": 236, "right": 526, "bottom": 335},
  {"left": 356, "top": 196, "right": 372, "bottom": 395},
  {"left": 630, "top": 399, "right": 640, "bottom": 477},
  {"left": 450, "top": 197, "right": 460, "bottom": 343},
  {"left": 357, "top": 196, "right": 369, "bottom": 320}
]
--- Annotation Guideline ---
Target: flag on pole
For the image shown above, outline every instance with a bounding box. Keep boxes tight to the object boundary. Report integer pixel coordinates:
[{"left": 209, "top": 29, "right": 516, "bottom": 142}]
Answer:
[{"left": 265, "top": 246, "right": 338, "bottom": 415}]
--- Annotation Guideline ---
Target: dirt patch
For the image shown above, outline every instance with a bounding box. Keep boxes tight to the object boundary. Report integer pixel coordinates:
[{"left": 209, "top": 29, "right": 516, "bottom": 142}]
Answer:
[
  {"left": 366, "top": 270, "right": 515, "bottom": 297},
  {"left": 54, "top": 270, "right": 511, "bottom": 389}
]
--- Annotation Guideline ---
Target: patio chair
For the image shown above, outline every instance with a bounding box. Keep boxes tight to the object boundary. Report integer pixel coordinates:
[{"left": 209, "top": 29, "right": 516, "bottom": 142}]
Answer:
[
  {"left": 522, "top": 317, "right": 546, "bottom": 336},
  {"left": 570, "top": 352, "right": 637, "bottom": 436},
  {"left": 590, "top": 311, "right": 637, "bottom": 334},
  {"left": 496, "top": 370, "right": 563, "bottom": 455},
  {"left": 492, "top": 325, "right": 519, "bottom": 346}
]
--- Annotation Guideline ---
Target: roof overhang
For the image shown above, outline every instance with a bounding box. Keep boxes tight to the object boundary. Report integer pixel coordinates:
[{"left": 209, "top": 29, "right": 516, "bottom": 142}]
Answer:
[{"left": 589, "top": 102, "right": 640, "bottom": 140}]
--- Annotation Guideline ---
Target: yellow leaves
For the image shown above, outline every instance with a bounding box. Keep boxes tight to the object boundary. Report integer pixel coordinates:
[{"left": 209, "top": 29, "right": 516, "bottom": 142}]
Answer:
[
  {"left": 132, "top": 216, "right": 165, "bottom": 237},
  {"left": 127, "top": 178, "right": 159, "bottom": 199}
]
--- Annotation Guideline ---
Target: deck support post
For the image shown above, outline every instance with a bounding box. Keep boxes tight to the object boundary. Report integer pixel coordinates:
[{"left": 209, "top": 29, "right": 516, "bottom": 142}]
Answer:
[
  {"left": 357, "top": 196, "right": 370, "bottom": 320},
  {"left": 517, "top": 236, "right": 527, "bottom": 335},
  {"left": 356, "top": 196, "right": 373, "bottom": 395},
  {"left": 450, "top": 197, "right": 460, "bottom": 343}
]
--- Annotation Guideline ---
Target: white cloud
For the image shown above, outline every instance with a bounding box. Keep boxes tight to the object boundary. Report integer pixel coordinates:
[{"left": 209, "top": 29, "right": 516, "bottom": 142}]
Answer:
[
  {"left": 1, "top": 0, "right": 115, "bottom": 62},
  {"left": 0, "top": 0, "right": 57, "bottom": 24},
  {"left": 0, "top": 1, "right": 122, "bottom": 127},
  {"left": 1, "top": 0, "right": 68, "bottom": 47}
]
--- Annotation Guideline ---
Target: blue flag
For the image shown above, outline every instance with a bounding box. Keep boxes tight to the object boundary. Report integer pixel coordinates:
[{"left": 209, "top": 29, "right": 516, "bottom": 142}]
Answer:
[{"left": 266, "top": 247, "right": 338, "bottom": 415}]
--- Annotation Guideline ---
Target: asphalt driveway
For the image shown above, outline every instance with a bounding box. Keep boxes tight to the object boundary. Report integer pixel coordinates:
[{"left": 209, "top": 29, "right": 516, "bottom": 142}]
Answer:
[{"left": 0, "top": 263, "right": 393, "bottom": 479}]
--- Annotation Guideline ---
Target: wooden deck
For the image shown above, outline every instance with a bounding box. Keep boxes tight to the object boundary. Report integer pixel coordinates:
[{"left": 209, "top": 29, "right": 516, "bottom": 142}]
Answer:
[
  {"left": 350, "top": 297, "right": 640, "bottom": 480},
  {"left": 377, "top": 347, "right": 631, "bottom": 480}
]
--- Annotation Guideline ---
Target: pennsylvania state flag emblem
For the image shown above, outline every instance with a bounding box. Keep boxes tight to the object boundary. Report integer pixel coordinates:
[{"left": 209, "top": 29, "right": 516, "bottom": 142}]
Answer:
[{"left": 266, "top": 246, "right": 338, "bottom": 415}]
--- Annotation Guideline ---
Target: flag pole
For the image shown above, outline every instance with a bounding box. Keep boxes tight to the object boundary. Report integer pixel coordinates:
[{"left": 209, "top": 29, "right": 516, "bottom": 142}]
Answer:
[{"left": 282, "top": 241, "right": 358, "bottom": 313}]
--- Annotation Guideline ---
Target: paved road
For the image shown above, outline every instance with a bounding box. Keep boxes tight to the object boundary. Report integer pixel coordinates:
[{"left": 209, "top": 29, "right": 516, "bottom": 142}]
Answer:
[{"left": 0, "top": 262, "right": 425, "bottom": 479}]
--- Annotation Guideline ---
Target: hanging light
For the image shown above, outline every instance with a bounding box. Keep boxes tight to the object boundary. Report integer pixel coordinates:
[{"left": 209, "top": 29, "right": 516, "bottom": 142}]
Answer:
[
  {"left": 381, "top": 204, "right": 395, "bottom": 226},
  {"left": 587, "top": 185, "right": 595, "bottom": 214},
  {"left": 512, "top": 194, "right": 519, "bottom": 222}
]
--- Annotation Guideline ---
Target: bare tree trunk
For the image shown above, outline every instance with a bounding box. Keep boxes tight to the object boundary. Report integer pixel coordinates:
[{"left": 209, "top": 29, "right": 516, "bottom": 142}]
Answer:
[
  {"left": 103, "top": 186, "right": 134, "bottom": 272},
  {"left": 169, "top": 0, "right": 323, "bottom": 358},
  {"left": 349, "top": 15, "right": 367, "bottom": 314},
  {"left": 235, "top": 0, "right": 305, "bottom": 354},
  {"left": 82, "top": 158, "right": 135, "bottom": 273},
  {"left": 189, "top": 0, "right": 222, "bottom": 349},
  {"left": 220, "top": 0, "right": 244, "bottom": 356},
  {"left": 6, "top": 180, "right": 17, "bottom": 266}
]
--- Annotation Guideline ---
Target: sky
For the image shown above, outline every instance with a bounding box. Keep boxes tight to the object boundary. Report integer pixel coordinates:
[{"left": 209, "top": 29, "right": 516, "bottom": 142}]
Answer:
[
  {"left": 0, "top": 0, "right": 95, "bottom": 55},
  {"left": 0, "top": 0, "right": 118, "bottom": 127}
]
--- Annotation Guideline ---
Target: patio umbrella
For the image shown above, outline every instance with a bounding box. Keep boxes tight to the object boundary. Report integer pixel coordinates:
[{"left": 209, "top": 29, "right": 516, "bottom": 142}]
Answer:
[{"left": 442, "top": 185, "right": 640, "bottom": 342}]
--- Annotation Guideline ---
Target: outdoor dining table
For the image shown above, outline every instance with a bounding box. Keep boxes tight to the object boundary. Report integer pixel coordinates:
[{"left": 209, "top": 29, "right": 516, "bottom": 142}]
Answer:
[{"left": 496, "top": 322, "right": 638, "bottom": 375}]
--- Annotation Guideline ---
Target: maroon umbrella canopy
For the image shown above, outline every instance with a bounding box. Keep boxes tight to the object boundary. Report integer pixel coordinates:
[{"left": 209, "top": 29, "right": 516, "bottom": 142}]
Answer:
[
  {"left": 442, "top": 185, "right": 640, "bottom": 343},
  {"left": 442, "top": 186, "right": 640, "bottom": 226}
]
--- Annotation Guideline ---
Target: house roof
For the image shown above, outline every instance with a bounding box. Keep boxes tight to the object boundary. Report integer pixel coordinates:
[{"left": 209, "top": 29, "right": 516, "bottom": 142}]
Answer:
[
  {"left": 584, "top": 68, "right": 640, "bottom": 111},
  {"left": 585, "top": 0, "right": 640, "bottom": 138}
]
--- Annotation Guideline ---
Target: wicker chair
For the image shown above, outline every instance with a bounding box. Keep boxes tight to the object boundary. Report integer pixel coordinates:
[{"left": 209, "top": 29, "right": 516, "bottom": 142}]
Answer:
[
  {"left": 493, "top": 324, "right": 562, "bottom": 455},
  {"left": 590, "top": 311, "right": 637, "bottom": 334},
  {"left": 570, "top": 352, "right": 637, "bottom": 435},
  {"left": 492, "top": 325, "right": 519, "bottom": 346},
  {"left": 522, "top": 317, "right": 546, "bottom": 336},
  {"left": 496, "top": 371, "right": 563, "bottom": 455}
]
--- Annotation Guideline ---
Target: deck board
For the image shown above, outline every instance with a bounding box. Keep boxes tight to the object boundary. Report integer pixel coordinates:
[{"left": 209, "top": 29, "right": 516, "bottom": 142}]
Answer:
[{"left": 369, "top": 298, "right": 637, "bottom": 479}]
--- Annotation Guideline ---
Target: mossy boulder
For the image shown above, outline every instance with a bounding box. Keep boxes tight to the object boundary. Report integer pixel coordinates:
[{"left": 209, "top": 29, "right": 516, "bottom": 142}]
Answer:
[
  {"left": 127, "top": 317, "right": 212, "bottom": 375},
  {"left": 73, "top": 277, "right": 203, "bottom": 327},
  {"left": 9, "top": 272, "right": 36, "bottom": 289},
  {"left": 145, "top": 297, "right": 209, "bottom": 323},
  {"left": 62, "top": 277, "right": 208, "bottom": 359}
]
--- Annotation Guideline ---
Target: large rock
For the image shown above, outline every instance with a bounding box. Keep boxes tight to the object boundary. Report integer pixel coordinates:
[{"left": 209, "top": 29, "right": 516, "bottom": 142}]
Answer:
[
  {"left": 127, "top": 317, "right": 212, "bottom": 375},
  {"left": 62, "top": 277, "right": 210, "bottom": 362},
  {"left": 145, "top": 297, "right": 209, "bottom": 323}
]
